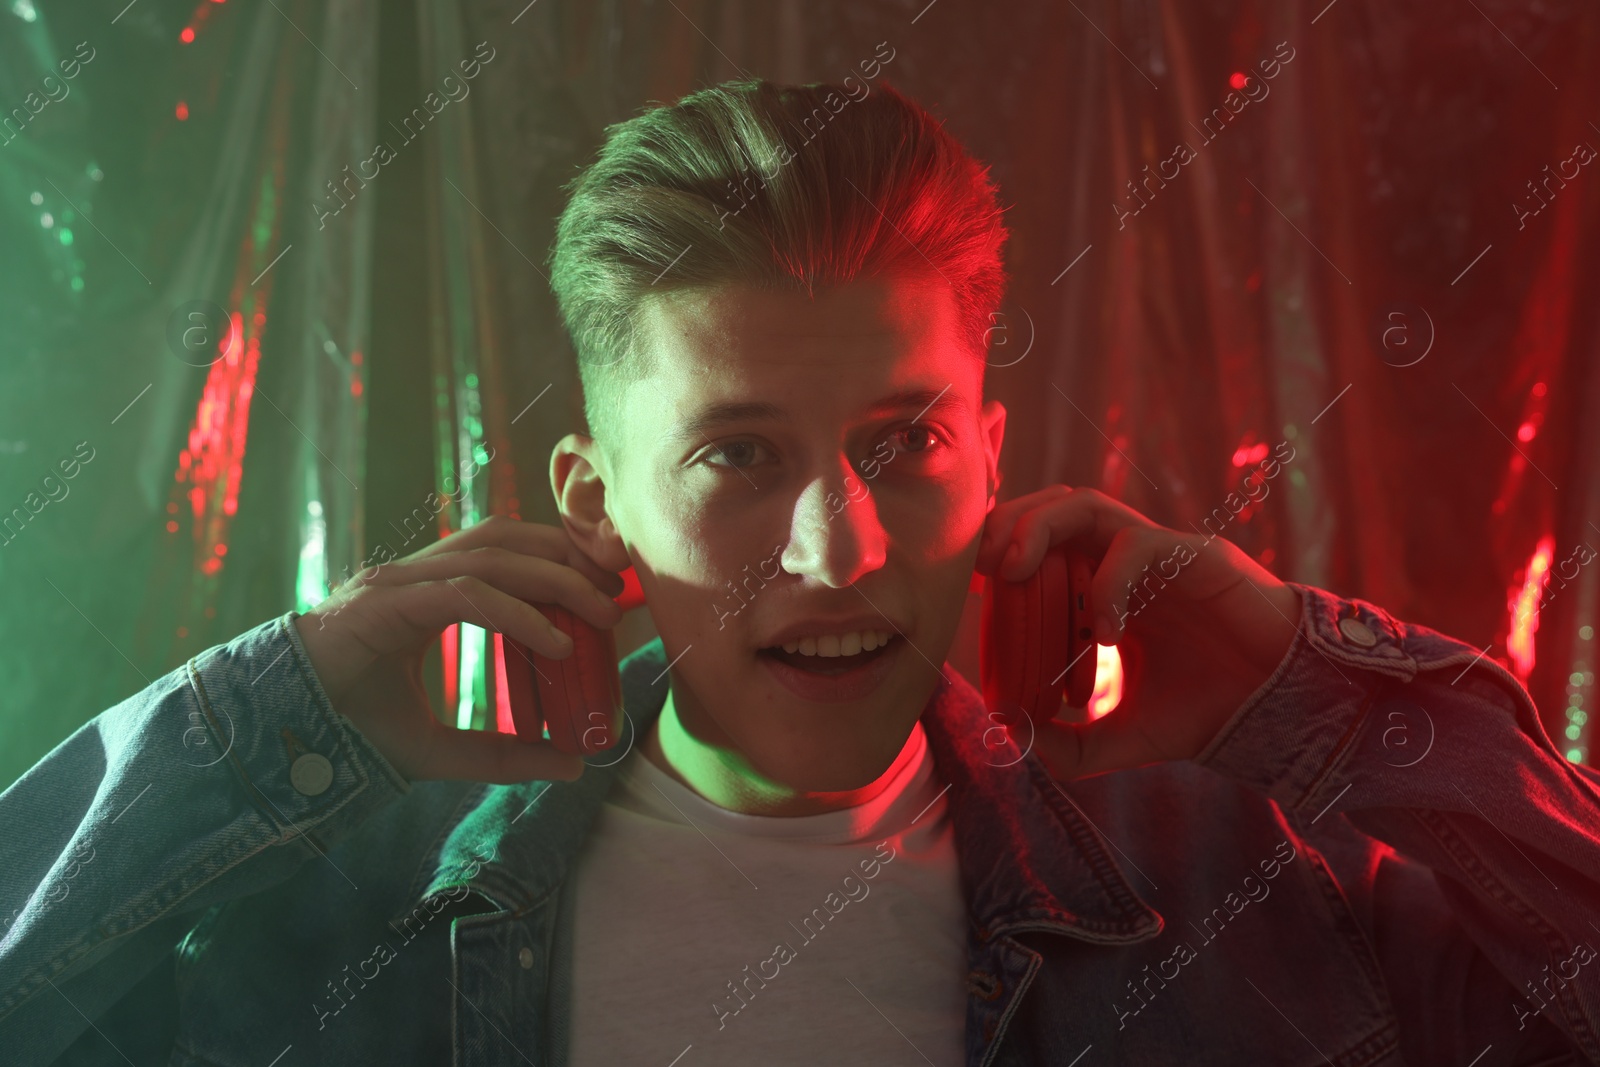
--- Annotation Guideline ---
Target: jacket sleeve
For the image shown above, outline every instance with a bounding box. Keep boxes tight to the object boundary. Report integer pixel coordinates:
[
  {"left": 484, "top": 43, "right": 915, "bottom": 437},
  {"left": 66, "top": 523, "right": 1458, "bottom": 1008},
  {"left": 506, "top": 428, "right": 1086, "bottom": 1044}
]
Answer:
[
  {"left": 0, "top": 611, "right": 412, "bottom": 1065},
  {"left": 1195, "top": 581, "right": 1600, "bottom": 1064}
]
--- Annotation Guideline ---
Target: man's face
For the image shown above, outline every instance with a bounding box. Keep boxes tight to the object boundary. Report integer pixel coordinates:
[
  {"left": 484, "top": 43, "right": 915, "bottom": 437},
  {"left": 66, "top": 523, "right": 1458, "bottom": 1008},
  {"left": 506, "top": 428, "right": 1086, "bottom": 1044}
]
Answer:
[{"left": 593, "top": 274, "right": 1004, "bottom": 792}]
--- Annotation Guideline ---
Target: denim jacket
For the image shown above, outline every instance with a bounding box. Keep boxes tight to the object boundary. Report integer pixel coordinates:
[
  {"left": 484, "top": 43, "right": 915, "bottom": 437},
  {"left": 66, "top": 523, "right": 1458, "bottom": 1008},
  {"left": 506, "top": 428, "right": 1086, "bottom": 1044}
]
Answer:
[{"left": 3, "top": 581, "right": 1599, "bottom": 1066}]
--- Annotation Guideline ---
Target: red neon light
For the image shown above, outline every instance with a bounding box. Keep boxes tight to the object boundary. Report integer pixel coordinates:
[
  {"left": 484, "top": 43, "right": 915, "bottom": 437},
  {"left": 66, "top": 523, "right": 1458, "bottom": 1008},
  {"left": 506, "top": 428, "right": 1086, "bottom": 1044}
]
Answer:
[
  {"left": 1088, "top": 644, "right": 1123, "bottom": 720},
  {"left": 494, "top": 631, "right": 516, "bottom": 734},
  {"left": 1507, "top": 534, "right": 1555, "bottom": 680},
  {"left": 1231, "top": 441, "right": 1269, "bottom": 467}
]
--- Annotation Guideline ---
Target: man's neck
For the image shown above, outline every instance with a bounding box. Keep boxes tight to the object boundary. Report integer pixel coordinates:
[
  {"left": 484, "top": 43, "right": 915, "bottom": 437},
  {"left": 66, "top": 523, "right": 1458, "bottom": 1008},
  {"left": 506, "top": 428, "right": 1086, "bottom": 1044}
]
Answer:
[{"left": 640, "top": 689, "right": 915, "bottom": 817}]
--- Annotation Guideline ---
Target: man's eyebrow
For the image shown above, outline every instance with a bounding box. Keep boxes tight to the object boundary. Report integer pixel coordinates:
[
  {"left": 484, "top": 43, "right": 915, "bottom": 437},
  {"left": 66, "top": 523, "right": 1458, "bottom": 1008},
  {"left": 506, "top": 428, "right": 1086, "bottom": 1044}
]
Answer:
[
  {"left": 674, "top": 400, "right": 786, "bottom": 442},
  {"left": 867, "top": 385, "right": 961, "bottom": 423},
  {"left": 671, "top": 385, "right": 961, "bottom": 442}
]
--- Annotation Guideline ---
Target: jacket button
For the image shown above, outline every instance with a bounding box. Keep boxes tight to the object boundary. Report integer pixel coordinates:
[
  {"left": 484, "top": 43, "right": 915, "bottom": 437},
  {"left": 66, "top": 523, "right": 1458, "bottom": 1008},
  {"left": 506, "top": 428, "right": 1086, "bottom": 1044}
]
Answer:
[
  {"left": 519, "top": 947, "right": 535, "bottom": 969},
  {"left": 290, "top": 752, "right": 334, "bottom": 796},
  {"left": 1338, "top": 617, "right": 1378, "bottom": 648}
]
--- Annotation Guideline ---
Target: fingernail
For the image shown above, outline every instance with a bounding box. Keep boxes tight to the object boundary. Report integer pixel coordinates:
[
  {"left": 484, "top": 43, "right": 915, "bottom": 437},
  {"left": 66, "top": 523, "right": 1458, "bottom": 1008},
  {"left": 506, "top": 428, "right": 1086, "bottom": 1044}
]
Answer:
[{"left": 1094, "top": 615, "right": 1115, "bottom": 644}]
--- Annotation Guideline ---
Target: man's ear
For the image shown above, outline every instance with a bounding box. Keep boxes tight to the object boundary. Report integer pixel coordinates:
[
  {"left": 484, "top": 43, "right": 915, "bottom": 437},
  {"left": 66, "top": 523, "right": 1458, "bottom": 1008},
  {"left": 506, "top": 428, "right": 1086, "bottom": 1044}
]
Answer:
[
  {"left": 980, "top": 399, "right": 1006, "bottom": 512},
  {"left": 550, "top": 433, "right": 630, "bottom": 571}
]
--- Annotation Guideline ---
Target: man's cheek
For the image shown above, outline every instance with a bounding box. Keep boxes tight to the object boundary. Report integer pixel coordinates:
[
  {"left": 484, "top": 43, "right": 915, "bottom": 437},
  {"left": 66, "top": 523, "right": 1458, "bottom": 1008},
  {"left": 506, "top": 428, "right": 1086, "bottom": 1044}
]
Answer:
[
  {"left": 633, "top": 528, "right": 775, "bottom": 651},
  {"left": 903, "top": 467, "right": 991, "bottom": 561},
  {"left": 892, "top": 500, "right": 985, "bottom": 628}
]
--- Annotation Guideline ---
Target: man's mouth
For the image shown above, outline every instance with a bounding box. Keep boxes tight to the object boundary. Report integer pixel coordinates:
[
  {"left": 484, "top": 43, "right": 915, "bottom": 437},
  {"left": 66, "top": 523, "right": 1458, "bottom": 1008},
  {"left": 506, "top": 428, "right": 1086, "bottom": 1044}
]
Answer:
[
  {"left": 754, "top": 622, "right": 907, "bottom": 702},
  {"left": 757, "top": 632, "right": 900, "bottom": 675}
]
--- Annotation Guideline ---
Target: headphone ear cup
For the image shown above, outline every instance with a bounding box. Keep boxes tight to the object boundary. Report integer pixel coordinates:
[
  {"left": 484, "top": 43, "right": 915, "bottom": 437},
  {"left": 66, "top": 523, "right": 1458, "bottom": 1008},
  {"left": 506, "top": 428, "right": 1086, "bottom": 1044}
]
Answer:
[
  {"left": 981, "top": 543, "right": 1075, "bottom": 724},
  {"left": 1061, "top": 548, "right": 1099, "bottom": 710},
  {"left": 503, "top": 629, "right": 543, "bottom": 742},
  {"left": 504, "top": 604, "right": 623, "bottom": 756}
]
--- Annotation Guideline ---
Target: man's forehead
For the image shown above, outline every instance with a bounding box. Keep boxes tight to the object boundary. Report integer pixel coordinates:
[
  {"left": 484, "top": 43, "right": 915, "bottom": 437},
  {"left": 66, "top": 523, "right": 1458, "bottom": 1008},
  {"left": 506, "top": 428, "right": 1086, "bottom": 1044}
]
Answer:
[
  {"left": 616, "top": 277, "right": 980, "bottom": 448},
  {"left": 637, "top": 276, "right": 962, "bottom": 362}
]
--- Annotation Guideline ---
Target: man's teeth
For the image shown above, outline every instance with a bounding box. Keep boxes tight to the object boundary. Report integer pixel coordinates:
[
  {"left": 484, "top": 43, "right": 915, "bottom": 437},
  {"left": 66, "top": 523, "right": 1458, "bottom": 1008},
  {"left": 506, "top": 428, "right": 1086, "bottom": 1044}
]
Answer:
[{"left": 779, "top": 630, "right": 894, "bottom": 657}]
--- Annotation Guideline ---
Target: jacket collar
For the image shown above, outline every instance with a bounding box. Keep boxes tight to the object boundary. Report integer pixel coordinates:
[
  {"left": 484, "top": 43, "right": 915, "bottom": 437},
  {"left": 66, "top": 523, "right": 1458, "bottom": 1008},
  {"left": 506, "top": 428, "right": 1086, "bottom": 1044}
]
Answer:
[{"left": 413, "top": 639, "right": 1161, "bottom": 945}]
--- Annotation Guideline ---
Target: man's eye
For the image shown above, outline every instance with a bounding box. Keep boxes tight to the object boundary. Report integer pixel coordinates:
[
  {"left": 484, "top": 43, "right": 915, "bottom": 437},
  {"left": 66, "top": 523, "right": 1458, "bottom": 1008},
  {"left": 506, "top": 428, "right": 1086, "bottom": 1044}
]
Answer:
[
  {"left": 703, "top": 440, "right": 767, "bottom": 469},
  {"left": 888, "top": 425, "right": 941, "bottom": 454}
]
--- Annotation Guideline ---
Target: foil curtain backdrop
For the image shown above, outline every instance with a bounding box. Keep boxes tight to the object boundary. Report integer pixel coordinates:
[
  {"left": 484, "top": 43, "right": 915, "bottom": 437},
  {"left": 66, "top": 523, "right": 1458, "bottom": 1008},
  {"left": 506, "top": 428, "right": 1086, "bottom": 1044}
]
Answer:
[
  {"left": 1, "top": 0, "right": 1596, "bottom": 789},
  {"left": 0, "top": 0, "right": 381, "bottom": 783}
]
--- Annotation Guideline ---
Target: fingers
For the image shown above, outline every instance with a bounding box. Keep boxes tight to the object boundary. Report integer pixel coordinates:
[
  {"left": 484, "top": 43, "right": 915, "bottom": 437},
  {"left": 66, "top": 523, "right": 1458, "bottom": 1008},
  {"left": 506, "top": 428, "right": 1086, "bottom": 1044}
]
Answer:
[
  {"left": 975, "top": 492, "right": 1030, "bottom": 574},
  {"left": 978, "top": 486, "right": 1151, "bottom": 582},
  {"left": 1088, "top": 526, "right": 1173, "bottom": 643},
  {"left": 1000, "top": 489, "right": 1093, "bottom": 582},
  {"left": 563, "top": 539, "right": 629, "bottom": 601},
  {"left": 412, "top": 725, "right": 588, "bottom": 783},
  {"left": 410, "top": 514, "right": 628, "bottom": 599},
  {"left": 977, "top": 486, "right": 1076, "bottom": 577},
  {"left": 408, "top": 512, "right": 560, "bottom": 560},
  {"left": 1089, "top": 526, "right": 1278, "bottom": 643},
  {"left": 378, "top": 574, "right": 583, "bottom": 660},
  {"left": 372, "top": 545, "right": 624, "bottom": 631},
  {"left": 1097, "top": 527, "right": 1231, "bottom": 641}
]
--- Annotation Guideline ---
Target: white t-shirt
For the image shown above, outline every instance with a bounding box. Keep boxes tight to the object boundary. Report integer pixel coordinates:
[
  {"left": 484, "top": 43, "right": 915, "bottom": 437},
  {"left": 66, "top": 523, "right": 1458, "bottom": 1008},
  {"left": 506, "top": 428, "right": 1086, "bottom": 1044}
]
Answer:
[{"left": 567, "top": 702, "right": 968, "bottom": 1066}]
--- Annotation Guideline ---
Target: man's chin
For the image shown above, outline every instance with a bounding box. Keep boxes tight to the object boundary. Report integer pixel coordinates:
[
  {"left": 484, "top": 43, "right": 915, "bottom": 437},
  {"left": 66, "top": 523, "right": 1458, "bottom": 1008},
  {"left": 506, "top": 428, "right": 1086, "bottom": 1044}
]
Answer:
[{"left": 731, "top": 650, "right": 932, "bottom": 793}]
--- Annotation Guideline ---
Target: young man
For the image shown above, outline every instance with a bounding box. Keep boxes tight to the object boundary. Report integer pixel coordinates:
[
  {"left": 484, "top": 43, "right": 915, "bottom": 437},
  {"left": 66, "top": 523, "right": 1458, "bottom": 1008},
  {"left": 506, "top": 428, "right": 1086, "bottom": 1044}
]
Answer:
[{"left": 3, "top": 79, "right": 1598, "bottom": 1066}]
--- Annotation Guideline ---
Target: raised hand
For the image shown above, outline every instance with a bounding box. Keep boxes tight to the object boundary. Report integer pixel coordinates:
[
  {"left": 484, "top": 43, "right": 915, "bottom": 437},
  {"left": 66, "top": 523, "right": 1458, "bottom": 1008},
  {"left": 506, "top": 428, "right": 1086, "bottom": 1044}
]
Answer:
[
  {"left": 293, "top": 514, "right": 625, "bottom": 784},
  {"left": 976, "top": 486, "right": 1303, "bottom": 780}
]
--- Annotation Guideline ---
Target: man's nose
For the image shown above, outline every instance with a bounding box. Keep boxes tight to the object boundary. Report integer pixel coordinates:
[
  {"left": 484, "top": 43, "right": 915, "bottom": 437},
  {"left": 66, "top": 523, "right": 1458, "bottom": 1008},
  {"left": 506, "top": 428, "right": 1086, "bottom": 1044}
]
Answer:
[{"left": 780, "top": 463, "right": 888, "bottom": 588}]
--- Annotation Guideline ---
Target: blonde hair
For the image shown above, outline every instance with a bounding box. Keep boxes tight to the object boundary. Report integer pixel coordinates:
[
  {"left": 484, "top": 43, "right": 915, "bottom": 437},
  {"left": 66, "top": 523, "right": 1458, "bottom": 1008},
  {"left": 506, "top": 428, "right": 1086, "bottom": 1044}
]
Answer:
[{"left": 547, "top": 77, "right": 1010, "bottom": 438}]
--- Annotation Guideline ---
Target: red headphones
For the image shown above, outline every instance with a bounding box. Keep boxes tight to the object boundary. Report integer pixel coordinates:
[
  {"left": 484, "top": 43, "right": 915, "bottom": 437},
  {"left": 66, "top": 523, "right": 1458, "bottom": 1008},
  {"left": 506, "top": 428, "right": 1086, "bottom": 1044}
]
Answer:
[
  {"left": 501, "top": 605, "right": 624, "bottom": 756},
  {"left": 979, "top": 542, "right": 1099, "bottom": 723}
]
